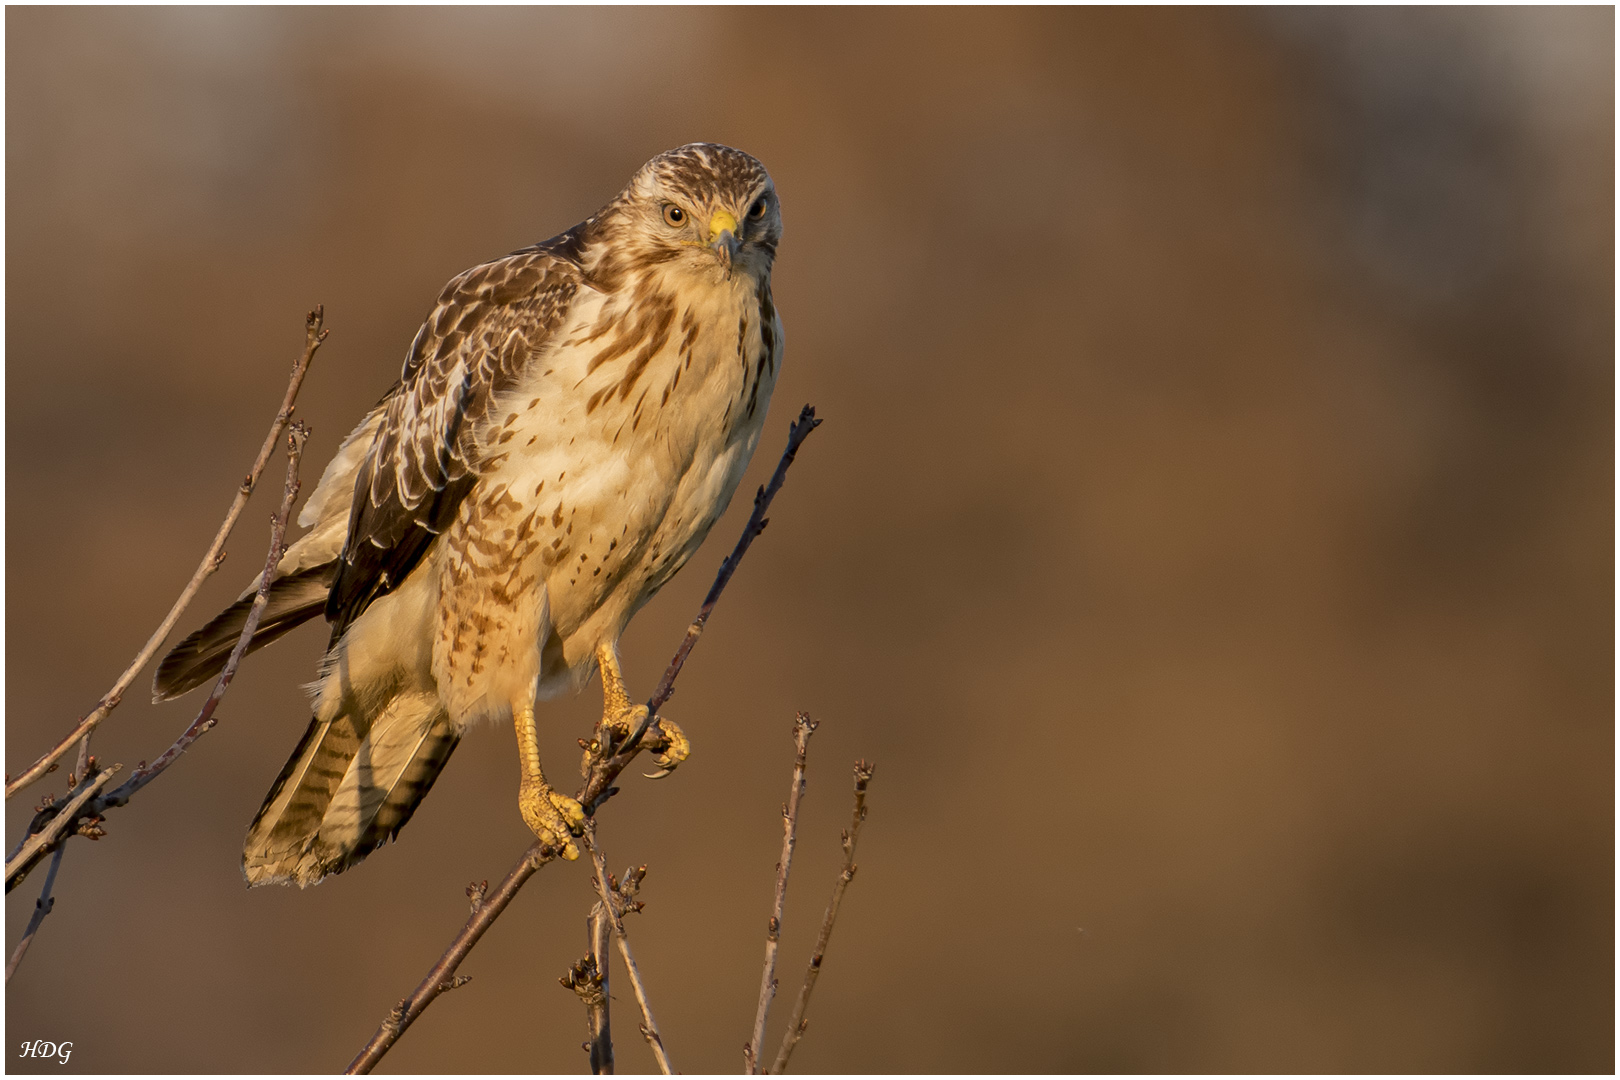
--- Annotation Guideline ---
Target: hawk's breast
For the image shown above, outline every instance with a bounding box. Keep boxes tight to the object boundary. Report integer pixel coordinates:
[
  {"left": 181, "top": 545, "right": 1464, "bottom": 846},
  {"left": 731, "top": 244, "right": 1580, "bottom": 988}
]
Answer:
[{"left": 432, "top": 267, "right": 781, "bottom": 718}]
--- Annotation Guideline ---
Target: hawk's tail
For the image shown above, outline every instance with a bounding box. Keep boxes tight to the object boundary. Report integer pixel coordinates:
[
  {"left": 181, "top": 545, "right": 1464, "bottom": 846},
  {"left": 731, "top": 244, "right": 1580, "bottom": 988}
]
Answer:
[
  {"left": 152, "top": 562, "right": 338, "bottom": 702},
  {"left": 242, "top": 690, "right": 460, "bottom": 888}
]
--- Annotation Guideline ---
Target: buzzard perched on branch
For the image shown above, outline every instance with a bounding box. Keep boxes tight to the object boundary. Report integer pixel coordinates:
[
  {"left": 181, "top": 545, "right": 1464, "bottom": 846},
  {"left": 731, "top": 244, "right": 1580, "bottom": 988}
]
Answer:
[{"left": 154, "top": 144, "right": 785, "bottom": 886}]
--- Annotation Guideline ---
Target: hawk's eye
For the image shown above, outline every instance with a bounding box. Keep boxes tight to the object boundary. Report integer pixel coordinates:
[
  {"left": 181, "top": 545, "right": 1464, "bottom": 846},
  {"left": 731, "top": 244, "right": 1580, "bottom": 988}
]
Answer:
[
  {"left": 662, "top": 205, "right": 686, "bottom": 227},
  {"left": 749, "top": 197, "right": 768, "bottom": 219}
]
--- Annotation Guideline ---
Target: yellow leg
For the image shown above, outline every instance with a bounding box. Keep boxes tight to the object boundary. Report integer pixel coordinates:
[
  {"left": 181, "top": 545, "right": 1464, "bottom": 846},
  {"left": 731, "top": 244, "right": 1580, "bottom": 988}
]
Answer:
[
  {"left": 514, "top": 704, "right": 584, "bottom": 860},
  {"left": 592, "top": 643, "right": 690, "bottom": 778},
  {"left": 597, "top": 642, "right": 636, "bottom": 722}
]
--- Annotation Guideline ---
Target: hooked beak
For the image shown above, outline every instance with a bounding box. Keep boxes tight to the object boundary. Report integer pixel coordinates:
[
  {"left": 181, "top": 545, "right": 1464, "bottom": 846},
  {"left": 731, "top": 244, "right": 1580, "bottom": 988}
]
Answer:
[{"left": 708, "top": 209, "right": 740, "bottom": 271}]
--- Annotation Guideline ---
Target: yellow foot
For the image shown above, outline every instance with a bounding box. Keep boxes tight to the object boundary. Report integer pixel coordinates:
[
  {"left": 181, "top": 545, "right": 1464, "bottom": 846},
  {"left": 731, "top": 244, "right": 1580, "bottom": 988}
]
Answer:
[
  {"left": 587, "top": 644, "right": 692, "bottom": 779},
  {"left": 641, "top": 714, "right": 690, "bottom": 779},
  {"left": 583, "top": 704, "right": 691, "bottom": 779},
  {"left": 518, "top": 780, "right": 585, "bottom": 860}
]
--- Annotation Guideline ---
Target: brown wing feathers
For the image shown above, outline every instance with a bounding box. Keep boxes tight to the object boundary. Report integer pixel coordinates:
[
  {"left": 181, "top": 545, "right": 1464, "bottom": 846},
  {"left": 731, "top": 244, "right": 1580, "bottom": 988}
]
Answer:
[
  {"left": 324, "top": 246, "right": 581, "bottom": 641},
  {"left": 152, "top": 562, "right": 337, "bottom": 701}
]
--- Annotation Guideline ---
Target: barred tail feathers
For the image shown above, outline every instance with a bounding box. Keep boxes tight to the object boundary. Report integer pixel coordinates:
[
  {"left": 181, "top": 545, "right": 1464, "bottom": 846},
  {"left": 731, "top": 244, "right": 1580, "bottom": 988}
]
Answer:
[{"left": 242, "top": 690, "right": 459, "bottom": 888}]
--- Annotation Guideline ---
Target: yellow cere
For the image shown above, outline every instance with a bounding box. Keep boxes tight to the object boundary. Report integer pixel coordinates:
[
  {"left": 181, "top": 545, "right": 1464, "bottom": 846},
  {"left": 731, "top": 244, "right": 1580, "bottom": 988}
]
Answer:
[{"left": 708, "top": 209, "right": 739, "bottom": 240}]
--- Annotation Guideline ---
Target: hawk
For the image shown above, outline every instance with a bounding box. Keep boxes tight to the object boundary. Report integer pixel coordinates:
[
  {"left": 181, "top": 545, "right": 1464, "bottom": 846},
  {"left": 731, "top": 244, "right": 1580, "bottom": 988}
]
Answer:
[{"left": 153, "top": 143, "right": 784, "bottom": 887}]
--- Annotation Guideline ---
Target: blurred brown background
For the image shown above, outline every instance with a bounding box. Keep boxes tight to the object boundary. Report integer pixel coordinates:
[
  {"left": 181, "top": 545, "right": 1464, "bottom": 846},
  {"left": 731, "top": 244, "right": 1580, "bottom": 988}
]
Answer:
[{"left": 6, "top": 7, "right": 1612, "bottom": 1073}]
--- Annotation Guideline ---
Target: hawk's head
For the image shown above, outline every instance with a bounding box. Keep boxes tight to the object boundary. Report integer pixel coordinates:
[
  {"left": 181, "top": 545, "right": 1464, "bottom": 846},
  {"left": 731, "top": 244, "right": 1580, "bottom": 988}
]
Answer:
[{"left": 598, "top": 143, "right": 781, "bottom": 284}]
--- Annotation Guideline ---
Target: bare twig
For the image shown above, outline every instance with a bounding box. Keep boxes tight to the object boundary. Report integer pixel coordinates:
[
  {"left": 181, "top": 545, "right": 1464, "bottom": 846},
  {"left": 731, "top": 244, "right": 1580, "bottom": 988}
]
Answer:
[
  {"left": 345, "top": 839, "right": 562, "bottom": 1074},
  {"left": 6, "top": 308, "right": 328, "bottom": 801},
  {"left": 8, "top": 422, "right": 307, "bottom": 895},
  {"left": 586, "top": 903, "right": 617, "bottom": 1073},
  {"left": 14, "top": 611, "right": 109, "bottom": 977},
  {"left": 585, "top": 823, "right": 672, "bottom": 1075},
  {"left": 770, "top": 760, "right": 876, "bottom": 1074},
  {"left": 561, "top": 878, "right": 615, "bottom": 1076},
  {"left": 6, "top": 761, "right": 116, "bottom": 875},
  {"left": 72, "top": 736, "right": 94, "bottom": 792},
  {"left": 6, "top": 800, "right": 48, "bottom": 865},
  {"left": 4, "top": 844, "right": 66, "bottom": 983},
  {"left": 562, "top": 908, "right": 614, "bottom": 1075},
  {"left": 561, "top": 951, "right": 611, "bottom": 1071},
  {"left": 746, "top": 714, "right": 818, "bottom": 1073},
  {"left": 347, "top": 405, "right": 821, "bottom": 1073},
  {"left": 4, "top": 766, "right": 120, "bottom": 892},
  {"left": 92, "top": 424, "right": 309, "bottom": 817},
  {"left": 604, "top": 404, "right": 823, "bottom": 782}
]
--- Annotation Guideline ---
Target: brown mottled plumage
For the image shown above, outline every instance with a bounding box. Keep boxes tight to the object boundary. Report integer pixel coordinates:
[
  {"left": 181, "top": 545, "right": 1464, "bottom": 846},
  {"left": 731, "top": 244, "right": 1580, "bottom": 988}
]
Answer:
[{"left": 156, "top": 144, "right": 784, "bottom": 886}]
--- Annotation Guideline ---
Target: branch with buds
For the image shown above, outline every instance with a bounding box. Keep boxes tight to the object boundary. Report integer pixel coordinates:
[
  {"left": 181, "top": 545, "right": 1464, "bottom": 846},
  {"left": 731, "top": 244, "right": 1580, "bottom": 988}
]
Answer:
[
  {"left": 585, "top": 824, "right": 672, "bottom": 1074},
  {"left": 5, "top": 420, "right": 311, "bottom": 902},
  {"left": 5, "top": 309, "right": 326, "bottom": 803},
  {"left": 561, "top": 906, "right": 614, "bottom": 1076},
  {"left": 772, "top": 759, "right": 876, "bottom": 1074},
  {"left": 4, "top": 313, "right": 322, "bottom": 987},
  {"left": 745, "top": 713, "right": 818, "bottom": 1073}
]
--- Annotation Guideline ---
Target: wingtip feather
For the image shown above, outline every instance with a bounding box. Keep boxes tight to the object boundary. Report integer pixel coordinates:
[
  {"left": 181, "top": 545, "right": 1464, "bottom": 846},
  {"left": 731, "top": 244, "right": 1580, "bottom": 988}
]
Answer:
[{"left": 151, "top": 562, "right": 337, "bottom": 702}]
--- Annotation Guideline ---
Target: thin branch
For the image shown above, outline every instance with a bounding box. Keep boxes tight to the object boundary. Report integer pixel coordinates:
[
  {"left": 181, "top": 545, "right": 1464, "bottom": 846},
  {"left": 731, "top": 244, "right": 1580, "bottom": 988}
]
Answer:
[
  {"left": 345, "top": 840, "right": 562, "bottom": 1074},
  {"left": 770, "top": 760, "right": 876, "bottom": 1075},
  {"left": 746, "top": 713, "right": 817, "bottom": 1073},
  {"left": 3, "top": 744, "right": 99, "bottom": 965},
  {"left": 93, "top": 424, "right": 309, "bottom": 815},
  {"left": 6, "top": 307, "right": 328, "bottom": 801},
  {"left": 7, "top": 422, "right": 308, "bottom": 894},
  {"left": 585, "top": 822, "right": 672, "bottom": 1075},
  {"left": 8, "top": 537, "right": 113, "bottom": 979},
  {"left": 590, "top": 904, "right": 617, "bottom": 1073},
  {"left": 72, "top": 735, "right": 94, "bottom": 791},
  {"left": 347, "top": 405, "right": 821, "bottom": 1073},
  {"left": 4, "top": 844, "right": 66, "bottom": 983},
  {"left": 604, "top": 404, "right": 822, "bottom": 781},
  {"left": 4, "top": 766, "right": 120, "bottom": 892},
  {"left": 561, "top": 891, "right": 615, "bottom": 1075}
]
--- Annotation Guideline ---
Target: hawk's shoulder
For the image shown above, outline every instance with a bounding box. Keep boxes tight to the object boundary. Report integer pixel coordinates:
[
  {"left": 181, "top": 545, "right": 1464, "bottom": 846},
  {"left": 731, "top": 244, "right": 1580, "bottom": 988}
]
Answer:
[{"left": 326, "top": 228, "right": 593, "bottom": 636}]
